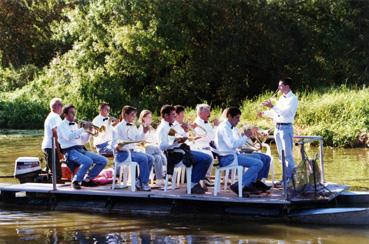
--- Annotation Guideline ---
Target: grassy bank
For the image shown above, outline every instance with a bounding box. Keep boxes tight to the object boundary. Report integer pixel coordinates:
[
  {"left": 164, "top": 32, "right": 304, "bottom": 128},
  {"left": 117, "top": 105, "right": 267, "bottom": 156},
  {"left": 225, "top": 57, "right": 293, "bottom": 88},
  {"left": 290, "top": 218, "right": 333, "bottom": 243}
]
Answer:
[
  {"left": 241, "top": 86, "right": 369, "bottom": 147},
  {"left": 1, "top": 87, "right": 369, "bottom": 147}
]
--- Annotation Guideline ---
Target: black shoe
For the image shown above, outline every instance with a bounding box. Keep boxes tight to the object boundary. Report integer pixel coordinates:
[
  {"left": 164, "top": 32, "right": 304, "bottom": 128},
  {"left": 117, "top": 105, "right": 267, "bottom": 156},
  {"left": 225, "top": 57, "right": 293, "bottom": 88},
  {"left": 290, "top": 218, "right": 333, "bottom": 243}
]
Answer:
[
  {"left": 81, "top": 180, "right": 99, "bottom": 187},
  {"left": 230, "top": 182, "right": 239, "bottom": 195},
  {"left": 72, "top": 181, "right": 81, "bottom": 190},
  {"left": 203, "top": 177, "right": 214, "bottom": 187},
  {"left": 243, "top": 185, "right": 262, "bottom": 194},
  {"left": 254, "top": 180, "right": 272, "bottom": 191},
  {"left": 191, "top": 183, "right": 205, "bottom": 194}
]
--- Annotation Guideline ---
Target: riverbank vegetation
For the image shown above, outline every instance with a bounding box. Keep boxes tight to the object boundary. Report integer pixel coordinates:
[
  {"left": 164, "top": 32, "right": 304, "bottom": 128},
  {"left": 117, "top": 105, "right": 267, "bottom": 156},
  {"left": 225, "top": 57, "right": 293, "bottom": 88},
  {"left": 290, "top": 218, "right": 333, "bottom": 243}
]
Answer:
[{"left": 1, "top": 0, "right": 369, "bottom": 147}]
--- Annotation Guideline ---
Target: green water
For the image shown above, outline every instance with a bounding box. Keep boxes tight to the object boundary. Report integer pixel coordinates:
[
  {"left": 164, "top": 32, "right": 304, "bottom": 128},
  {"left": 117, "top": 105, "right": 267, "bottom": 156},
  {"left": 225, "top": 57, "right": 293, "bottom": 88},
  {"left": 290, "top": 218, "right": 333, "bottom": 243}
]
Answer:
[{"left": 0, "top": 134, "right": 369, "bottom": 243}]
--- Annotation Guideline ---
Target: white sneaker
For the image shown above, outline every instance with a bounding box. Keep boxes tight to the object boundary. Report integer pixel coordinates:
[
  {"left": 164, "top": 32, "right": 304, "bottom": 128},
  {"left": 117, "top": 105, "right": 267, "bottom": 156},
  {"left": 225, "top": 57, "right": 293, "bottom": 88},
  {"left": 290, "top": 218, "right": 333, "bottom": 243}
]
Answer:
[{"left": 155, "top": 179, "right": 165, "bottom": 188}]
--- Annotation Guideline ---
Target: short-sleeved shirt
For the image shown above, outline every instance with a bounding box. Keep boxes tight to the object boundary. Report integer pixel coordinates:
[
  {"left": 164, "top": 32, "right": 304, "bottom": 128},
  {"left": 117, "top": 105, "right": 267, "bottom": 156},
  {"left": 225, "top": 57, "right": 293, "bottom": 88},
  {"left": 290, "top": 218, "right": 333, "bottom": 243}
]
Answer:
[{"left": 41, "top": 112, "right": 63, "bottom": 149}]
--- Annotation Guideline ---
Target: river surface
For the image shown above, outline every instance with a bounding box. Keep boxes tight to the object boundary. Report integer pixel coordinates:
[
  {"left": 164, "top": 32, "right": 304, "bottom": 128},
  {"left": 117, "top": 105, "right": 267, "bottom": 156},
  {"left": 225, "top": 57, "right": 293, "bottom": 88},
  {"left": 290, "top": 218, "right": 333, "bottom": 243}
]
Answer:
[{"left": 0, "top": 134, "right": 369, "bottom": 243}]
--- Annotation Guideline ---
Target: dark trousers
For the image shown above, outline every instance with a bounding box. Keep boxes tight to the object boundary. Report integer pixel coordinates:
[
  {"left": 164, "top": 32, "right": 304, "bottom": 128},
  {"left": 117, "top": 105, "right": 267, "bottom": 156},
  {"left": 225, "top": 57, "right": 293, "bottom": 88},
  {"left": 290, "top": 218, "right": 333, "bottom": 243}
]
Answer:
[{"left": 43, "top": 148, "right": 62, "bottom": 180}]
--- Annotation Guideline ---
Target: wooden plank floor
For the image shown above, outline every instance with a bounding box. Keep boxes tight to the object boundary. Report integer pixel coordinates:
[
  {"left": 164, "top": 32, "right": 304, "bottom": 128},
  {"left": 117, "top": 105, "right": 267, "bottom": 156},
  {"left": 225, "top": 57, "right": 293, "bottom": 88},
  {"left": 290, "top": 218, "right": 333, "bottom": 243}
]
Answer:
[{"left": 0, "top": 182, "right": 349, "bottom": 205}]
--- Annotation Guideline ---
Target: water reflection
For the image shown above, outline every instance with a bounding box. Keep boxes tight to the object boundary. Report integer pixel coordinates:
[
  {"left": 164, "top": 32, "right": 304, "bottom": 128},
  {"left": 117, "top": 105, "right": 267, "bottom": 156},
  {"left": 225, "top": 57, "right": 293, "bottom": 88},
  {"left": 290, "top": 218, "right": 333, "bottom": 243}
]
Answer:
[{"left": 0, "top": 208, "right": 367, "bottom": 243}]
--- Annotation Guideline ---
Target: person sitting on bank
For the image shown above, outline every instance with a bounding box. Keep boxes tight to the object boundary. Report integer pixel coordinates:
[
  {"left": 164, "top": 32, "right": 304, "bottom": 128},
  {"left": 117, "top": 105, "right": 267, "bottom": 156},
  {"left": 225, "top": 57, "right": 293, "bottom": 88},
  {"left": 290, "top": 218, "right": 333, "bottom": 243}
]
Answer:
[
  {"left": 112, "top": 105, "right": 153, "bottom": 191},
  {"left": 57, "top": 104, "right": 108, "bottom": 190},
  {"left": 191, "top": 103, "right": 220, "bottom": 187},
  {"left": 157, "top": 105, "right": 212, "bottom": 194},
  {"left": 92, "top": 102, "right": 118, "bottom": 157},
  {"left": 138, "top": 109, "right": 167, "bottom": 187},
  {"left": 215, "top": 107, "right": 267, "bottom": 195},
  {"left": 41, "top": 97, "right": 64, "bottom": 182}
]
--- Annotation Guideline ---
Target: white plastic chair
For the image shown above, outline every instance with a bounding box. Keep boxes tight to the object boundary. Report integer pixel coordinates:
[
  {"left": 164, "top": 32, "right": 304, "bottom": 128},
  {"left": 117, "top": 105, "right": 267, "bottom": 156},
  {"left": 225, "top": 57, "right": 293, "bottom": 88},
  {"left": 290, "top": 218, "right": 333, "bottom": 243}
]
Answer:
[
  {"left": 211, "top": 148, "right": 243, "bottom": 198},
  {"left": 164, "top": 161, "right": 192, "bottom": 194},
  {"left": 261, "top": 143, "right": 274, "bottom": 185},
  {"left": 112, "top": 148, "right": 139, "bottom": 191}
]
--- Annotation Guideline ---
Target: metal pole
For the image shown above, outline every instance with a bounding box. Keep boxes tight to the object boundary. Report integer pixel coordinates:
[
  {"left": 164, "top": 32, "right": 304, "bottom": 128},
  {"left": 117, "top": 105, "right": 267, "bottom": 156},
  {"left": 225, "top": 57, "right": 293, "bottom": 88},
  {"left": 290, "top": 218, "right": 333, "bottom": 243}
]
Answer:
[
  {"left": 51, "top": 137, "right": 57, "bottom": 191},
  {"left": 281, "top": 149, "right": 288, "bottom": 200},
  {"left": 319, "top": 139, "right": 325, "bottom": 183}
]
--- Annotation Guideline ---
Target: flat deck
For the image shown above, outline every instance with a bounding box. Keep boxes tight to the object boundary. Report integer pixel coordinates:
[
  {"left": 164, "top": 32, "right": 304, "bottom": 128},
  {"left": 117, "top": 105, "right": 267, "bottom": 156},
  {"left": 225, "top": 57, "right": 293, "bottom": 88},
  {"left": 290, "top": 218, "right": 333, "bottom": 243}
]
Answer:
[{"left": 0, "top": 182, "right": 348, "bottom": 205}]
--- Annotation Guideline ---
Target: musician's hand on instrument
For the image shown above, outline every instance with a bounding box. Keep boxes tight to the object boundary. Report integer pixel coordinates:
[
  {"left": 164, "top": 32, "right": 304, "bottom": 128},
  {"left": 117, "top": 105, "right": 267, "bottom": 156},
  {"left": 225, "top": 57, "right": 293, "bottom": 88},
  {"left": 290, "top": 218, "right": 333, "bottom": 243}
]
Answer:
[
  {"left": 82, "top": 121, "right": 93, "bottom": 130},
  {"left": 243, "top": 128, "right": 253, "bottom": 138},
  {"left": 181, "top": 123, "right": 189, "bottom": 132},
  {"left": 190, "top": 122, "right": 197, "bottom": 129},
  {"left": 262, "top": 99, "right": 273, "bottom": 108}
]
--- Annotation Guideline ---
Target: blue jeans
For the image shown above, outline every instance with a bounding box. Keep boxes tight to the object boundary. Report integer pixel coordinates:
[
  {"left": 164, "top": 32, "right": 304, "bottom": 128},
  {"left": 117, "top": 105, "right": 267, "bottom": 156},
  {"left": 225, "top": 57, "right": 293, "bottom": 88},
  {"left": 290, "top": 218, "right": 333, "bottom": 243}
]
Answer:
[
  {"left": 190, "top": 150, "right": 212, "bottom": 184},
  {"left": 219, "top": 154, "right": 263, "bottom": 187},
  {"left": 275, "top": 124, "right": 295, "bottom": 179},
  {"left": 96, "top": 141, "right": 113, "bottom": 156},
  {"left": 65, "top": 148, "right": 108, "bottom": 182},
  {"left": 116, "top": 150, "right": 153, "bottom": 184},
  {"left": 247, "top": 152, "right": 271, "bottom": 179}
]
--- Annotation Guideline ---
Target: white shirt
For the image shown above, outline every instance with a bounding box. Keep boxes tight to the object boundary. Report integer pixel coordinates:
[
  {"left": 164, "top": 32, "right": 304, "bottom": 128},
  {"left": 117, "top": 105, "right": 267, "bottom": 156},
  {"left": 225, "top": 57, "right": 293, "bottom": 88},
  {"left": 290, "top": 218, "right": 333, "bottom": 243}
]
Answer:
[
  {"left": 172, "top": 121, "right": 188, "bottom": 137},
  {"left": 215, "top": 120, "right": 249, "bottom": 155},
  {"left": 263, "top": 91, "right": 298, "bottom": 123},
  {"left": 57, "top": 119, "right": 90, "bottom": 149},
  {"left": 192, "top": 117, "right": 216, "bottom": 149},
  {"left": 41, "top": 112, "right": 63, "bottom": 149},
  {"left": 138, "top": 125, "right": 158, "bottom": 144},
  {"left": 112, "top": 120, "right": 144, "bottom": 150},
  {"left": 92, "top": 114, "right": 113, "bottom": 146},
  {"left": 156, "top": 120, "right": 181, "bottom": 151}
]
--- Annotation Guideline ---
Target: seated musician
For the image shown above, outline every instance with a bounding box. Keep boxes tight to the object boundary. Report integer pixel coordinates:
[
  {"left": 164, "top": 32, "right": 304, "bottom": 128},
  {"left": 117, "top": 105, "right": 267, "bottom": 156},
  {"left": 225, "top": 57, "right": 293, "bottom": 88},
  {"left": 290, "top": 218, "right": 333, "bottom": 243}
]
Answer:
[
  {"left": 138, "top": 110, "right": 167, "bottom": 187},
  {"left": 191, "top": 103, "right": 220, "bottom": 187},
  {"left": 41, "top": 98, "right": 63, "bottom": 182},
  {"left": 173, "top": 105, "right": 189, "bottom": 137},
  {"left": 92, "top": 102, "right": 118, "bottom": 157},
  {"left": 112, "top": 105, "right": 153, "bottom": 191},
  {"left": 57, "top": 104, "right": 108, "bottom": 190},
  {"left": 215, "top": 107, "right": 270, "bottom": 195},
  {"left": 157, "top": 105, "right": 212, "bottom": 194}
]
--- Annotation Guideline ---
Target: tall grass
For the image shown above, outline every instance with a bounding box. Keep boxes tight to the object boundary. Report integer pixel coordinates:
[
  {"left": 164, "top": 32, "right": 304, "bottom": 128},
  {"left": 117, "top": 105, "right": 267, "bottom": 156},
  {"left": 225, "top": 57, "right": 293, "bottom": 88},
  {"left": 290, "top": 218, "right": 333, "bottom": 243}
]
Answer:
[{"left": 241, "top": 86, "right": 369, "bottom": 147}]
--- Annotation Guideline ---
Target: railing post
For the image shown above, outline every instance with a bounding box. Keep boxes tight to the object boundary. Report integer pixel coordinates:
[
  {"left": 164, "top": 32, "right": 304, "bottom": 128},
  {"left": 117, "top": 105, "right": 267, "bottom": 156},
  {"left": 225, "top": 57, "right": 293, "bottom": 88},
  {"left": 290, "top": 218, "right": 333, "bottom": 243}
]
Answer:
[
  {"left": 281, "top": 149, "right": 288, "bottom": 200},
  {"left": 319, "top": 138, "right": 325, "bottom": 183},
  {"left": 51, "top": 137, "right": 57, "bottom": 191}
]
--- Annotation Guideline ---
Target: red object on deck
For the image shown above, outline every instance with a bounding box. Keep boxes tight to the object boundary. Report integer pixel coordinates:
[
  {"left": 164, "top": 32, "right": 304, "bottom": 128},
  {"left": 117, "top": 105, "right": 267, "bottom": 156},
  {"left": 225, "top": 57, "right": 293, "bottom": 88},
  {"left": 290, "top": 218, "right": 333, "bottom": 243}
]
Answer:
[{"left": 61, "top": 163, "right": 79, "bottom": 181}]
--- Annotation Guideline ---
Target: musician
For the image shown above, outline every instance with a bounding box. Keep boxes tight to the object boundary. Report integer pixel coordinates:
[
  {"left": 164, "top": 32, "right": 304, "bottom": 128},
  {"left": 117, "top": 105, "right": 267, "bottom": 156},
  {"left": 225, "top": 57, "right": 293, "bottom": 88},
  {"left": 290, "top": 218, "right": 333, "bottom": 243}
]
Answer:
[
  {"left": 41, "top": 98, "right": 63, "bottom": 181},
  {"left": 92, "top": 102, "right": 117, "bottom": 157},
  {"left": 112, "top": 106, "right": 153, "bottom": 191},
  {"left": 157, "top": 105, "right": 212, "bottom": 194},
  {"left": 259, "top": 77, "right": 298, "bottom": 181},
  {"left": 191, "top": 103, "right": 220, "bottom": 186},
  {"left": 138, "top": 109, "right": 167, "bottom": 187},
  {"left": 173, "top": 105, "right": 189, "bottom": 137},
  {"left": 233, "top": 125, "right": 271, "bottom": 189},
  {"left": 215, "top": 107, "right": 266, "bottom": 195},
  {"left": 57, "top": 104, "right": 108, "bottom": 190}
]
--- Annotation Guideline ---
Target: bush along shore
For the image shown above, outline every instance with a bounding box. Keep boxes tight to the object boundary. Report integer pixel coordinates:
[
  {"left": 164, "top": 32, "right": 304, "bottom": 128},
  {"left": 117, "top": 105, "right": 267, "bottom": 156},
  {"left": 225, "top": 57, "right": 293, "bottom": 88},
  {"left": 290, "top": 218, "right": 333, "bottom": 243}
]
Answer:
[{"left": 1, "top": 86, "right": 368, "bottom": 148}]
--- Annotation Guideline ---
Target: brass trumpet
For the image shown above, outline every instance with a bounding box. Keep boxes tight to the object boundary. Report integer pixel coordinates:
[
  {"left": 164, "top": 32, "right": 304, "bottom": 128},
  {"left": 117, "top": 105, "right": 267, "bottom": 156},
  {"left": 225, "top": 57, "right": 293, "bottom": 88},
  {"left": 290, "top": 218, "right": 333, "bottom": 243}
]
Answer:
[
  {"left": 239, "top": 125, "right": 271, "bottom": 151},
  {"left": 77, "top": 120, "right": 105, "bottom": 137}
]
